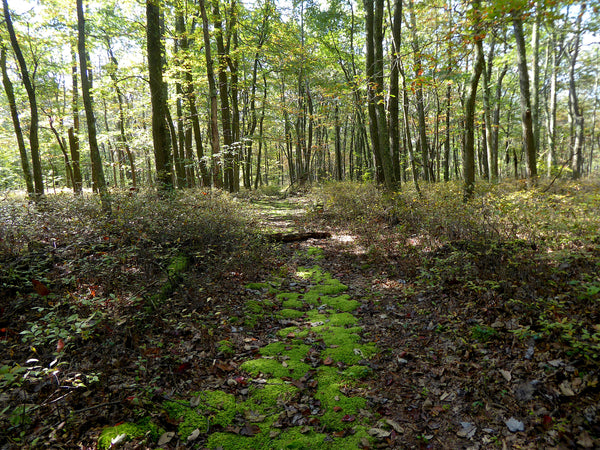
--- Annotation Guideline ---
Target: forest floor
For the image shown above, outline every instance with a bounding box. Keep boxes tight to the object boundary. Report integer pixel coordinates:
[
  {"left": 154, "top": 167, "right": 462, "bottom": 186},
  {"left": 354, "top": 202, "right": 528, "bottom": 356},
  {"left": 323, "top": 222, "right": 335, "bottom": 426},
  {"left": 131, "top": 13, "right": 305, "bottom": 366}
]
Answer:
[{"left": 1, "top": 180, "right": 600, "bottom": 449}]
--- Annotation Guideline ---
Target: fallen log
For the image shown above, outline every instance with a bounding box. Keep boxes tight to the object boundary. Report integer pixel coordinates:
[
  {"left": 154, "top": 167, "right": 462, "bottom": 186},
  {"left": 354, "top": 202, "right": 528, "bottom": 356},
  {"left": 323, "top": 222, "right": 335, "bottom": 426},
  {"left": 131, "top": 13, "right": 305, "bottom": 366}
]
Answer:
[{"left": 267, "top": 231, "right": 331, "bottom": 242}]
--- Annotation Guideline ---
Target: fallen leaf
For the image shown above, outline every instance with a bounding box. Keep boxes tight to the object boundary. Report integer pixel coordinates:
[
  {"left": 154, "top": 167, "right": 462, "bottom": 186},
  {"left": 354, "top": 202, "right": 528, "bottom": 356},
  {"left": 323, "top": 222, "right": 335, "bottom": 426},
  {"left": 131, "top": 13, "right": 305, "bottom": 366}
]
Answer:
[
  {"left": 32, "top": 279, "right": 50, "bottom": 296},
  {"left": 240, "top": 424, "right": 261, "bottom": 436},
  {"left": 244, "top": 409, "right": 266, "bottom": 423},
  {"left": 385, "top": 419, "right": 404, "bottom": 433},
  {"left": 187, "top": 429, "right": 200, "bottom": 442},
  {"left": 457, "top": 422, "right": 477, "bottom": 438},
  {"left": 368, "top": 427, "right": 391, "bottom": 438},
  {"left": 499, "top": 369, "right": 511, "bottom": 382},
  {"left": 158, "top": 432, "right": 175, "bottom": 445},
  {"left": 323, "top": 356, "right": 333, "bottom": 365},
  {"left": 577, "top": 431, "right": 595, "bottom": 448},
  {"left": 341, "top": 414, "right": 355, "bottom": 422},
  {"left": 559, "top": 380, "right": 575, "bottom": 397},
  {"left": 333, "top": 406, "right": 342, "bottom": 412}
]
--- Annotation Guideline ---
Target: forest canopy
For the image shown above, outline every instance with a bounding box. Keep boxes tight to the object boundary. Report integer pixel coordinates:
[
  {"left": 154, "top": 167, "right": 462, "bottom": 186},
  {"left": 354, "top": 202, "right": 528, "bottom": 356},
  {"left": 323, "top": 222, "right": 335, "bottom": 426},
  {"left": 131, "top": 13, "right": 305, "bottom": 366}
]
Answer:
[{"left": 0, "top": 0, "right": 598, "bottom": 198}]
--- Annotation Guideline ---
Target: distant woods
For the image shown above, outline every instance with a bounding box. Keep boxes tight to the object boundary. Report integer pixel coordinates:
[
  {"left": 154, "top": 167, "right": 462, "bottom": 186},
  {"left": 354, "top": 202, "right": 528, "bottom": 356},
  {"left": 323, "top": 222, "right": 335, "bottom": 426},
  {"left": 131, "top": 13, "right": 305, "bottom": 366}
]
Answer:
[{"left": 0, "top": 0, "right": 598, "bottom": 199}]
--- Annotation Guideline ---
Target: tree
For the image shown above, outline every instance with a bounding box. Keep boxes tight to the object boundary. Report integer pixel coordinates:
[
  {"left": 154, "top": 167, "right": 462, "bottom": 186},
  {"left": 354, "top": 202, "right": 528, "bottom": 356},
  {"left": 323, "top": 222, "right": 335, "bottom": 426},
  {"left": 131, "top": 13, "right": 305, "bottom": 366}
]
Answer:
[
  {"left": 511, "top": 8, "right": 537, "bottom": 182},
  {"left": 463, "top": 0, "right": 484, "bottom": 201},
  {"left": 146, "top": 0, "right": 172, "bottom": 191},
  {"left": 0, "top": 44, "right": 34, "bottom": 195},
  {"left": 2, "top": 0, "right": 44, "bottom": 196}
]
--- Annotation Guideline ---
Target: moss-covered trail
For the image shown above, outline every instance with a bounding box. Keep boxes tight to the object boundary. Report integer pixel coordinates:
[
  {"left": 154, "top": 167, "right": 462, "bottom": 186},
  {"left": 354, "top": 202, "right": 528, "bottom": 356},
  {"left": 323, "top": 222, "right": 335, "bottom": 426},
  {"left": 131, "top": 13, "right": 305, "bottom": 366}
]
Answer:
[
  {"left": 100, "top": 254, "right": 389, "bottom": 449},
  {"left": 98, "top": 201, "right": 392, "bottom": 449}
]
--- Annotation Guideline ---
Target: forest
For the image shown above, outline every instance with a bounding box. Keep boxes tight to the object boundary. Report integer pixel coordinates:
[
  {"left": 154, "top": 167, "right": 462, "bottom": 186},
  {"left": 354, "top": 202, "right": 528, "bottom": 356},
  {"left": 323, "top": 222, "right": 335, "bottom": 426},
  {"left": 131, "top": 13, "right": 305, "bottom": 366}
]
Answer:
[{"left": 1, "top": 0, "right": 600, "bottom": 448}]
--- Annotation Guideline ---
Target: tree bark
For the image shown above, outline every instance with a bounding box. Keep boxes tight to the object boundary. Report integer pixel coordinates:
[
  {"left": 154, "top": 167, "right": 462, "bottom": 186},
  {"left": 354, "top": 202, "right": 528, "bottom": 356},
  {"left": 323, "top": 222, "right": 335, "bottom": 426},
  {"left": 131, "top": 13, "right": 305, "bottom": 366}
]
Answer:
[
  {"left": 69, "top": 47, "right": 83, "bottom": 194},
  {"left": 77, "top": 0, "right": 111, "bottom": 211},
  {"left": 0, "top": 45, "right": 34, "bottom": 195},
  {"left": 199, "top": 0, "right": 222, "bottom": 188},
  {"left": 568, "top": 5, "right": 585, "bottom": 179},
  {"left": 389, "top": 0, "right": 402, "bottom": 186},
  {"left": 146, "top": 0, "right": 172, "bottom": 191},
  {"left": 512, "top": 10, "right": 537, "bottom": 182},
  {"left": 463, "top": 0, "right": 484, "bottom": 201},
  {"left": 2, "top": 0, "right": 43, "bottom": 196}
]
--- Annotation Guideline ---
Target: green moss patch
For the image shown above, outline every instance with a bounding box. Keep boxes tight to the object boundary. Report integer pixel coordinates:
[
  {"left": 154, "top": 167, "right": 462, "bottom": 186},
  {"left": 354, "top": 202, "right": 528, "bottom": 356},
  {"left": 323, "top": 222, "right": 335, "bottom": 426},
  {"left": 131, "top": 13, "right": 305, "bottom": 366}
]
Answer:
[
  {"left": 241, "top": 358, "right": 311, "bottom": 380},
  {"left": 277, "top": 308, "right": 305, "bottom": 319},
  {"left": 306, "top": 246, "right": 325, "bottom": 260},
  {"left": 315, "top": 367, "right": 368, "bottom": 431},
  {"left": 316, "top": 295, "right": 359, "bottom": 312},
  {"left": 164, "top": 390, "right": 238, "bottom": 439},
  {"left": 98, "top": 418, "right": 162, "bottom": 449}
]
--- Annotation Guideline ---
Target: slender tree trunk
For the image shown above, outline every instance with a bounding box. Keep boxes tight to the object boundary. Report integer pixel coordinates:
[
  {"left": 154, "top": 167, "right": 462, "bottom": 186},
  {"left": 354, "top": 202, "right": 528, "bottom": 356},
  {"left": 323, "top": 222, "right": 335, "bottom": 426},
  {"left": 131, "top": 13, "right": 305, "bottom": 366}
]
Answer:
[
  {"left": 2, "top": 0, "right": 43, "bottom": 196},
  {"left": 531, "top": 9, "right": 541, "bottom": 156},
  {"left": 199, "top": 0, "right": 222, "bottom": 188},
  {"left": 389, "top": 0, "right": 402, "bottom": 186},
  {"left": 77, "top": 0, "right": 110, "bottom": 211},
  {"left": 400, "top": 63, "right": 421, "bottom": 195},
  {"left": 0, "top": 45, "right": 34, "bottom": 195},
  {"left": 146, "top": 0, "right": 172, "bottom": 191},
  {"left": 568, "top": 5, "right": 585, "bottom": 179},
  {"left": 213, "top": 1, "right": 234, "bottom": 192},
  {"left": 482, "top": 38, "right": 495, "bottom": 182},
  {"left": 408, "top": 0, "right": 432, "bottom": 182},
  {"left": 492, "top": 66, "right": 508, "bottom": 181},
  {"left": 464, "top": 1, "right": 484, "bottom": 201},
  {"left": 69, "top": 48, "right": 83, "bottom": 194},
  {"left": 47, "top": 117, "right": 75, "bottom": 189},
  {"left": 512, "top": 11, "right": 537, "bottom": 183}
]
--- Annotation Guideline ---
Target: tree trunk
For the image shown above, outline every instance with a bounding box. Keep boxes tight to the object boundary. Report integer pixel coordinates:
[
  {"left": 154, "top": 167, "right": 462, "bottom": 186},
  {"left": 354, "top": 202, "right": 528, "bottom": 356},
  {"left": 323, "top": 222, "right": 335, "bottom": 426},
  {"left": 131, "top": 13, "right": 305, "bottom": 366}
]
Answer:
[
  {"left": 69, "top": 47, "right": 83, "bottom": 194},
  {"left": 389, "top": 0, "right": 402, "bottom": 186},
  {"left": 0, "top": 45, "right": 34, "bottom": 195},
  {"left": 512, "top": 11, "right": 537, "bottom": 183},
  {"left": 2, "top": 0, "right": 43, "bottom": 197},
  {"left": 463, "top": 1, "right": 484, "bottom": 201},
  {"left": 213, "top": 0, "right": 234, "bottom": 192},
  {"left": 568, "top": 5, "right": 585, "bottom": 179},
  {"left": 408, "top": 0, "right": 432, "bottom": 183},
  {"left": 199, "top": 0, "right": 222, "bottom": 188},
  {"left": 77, "top": 0, "right": 110, "bottom": 211},
  {"left": 146, "top": 0, "right": 172, "bottom": 191}
]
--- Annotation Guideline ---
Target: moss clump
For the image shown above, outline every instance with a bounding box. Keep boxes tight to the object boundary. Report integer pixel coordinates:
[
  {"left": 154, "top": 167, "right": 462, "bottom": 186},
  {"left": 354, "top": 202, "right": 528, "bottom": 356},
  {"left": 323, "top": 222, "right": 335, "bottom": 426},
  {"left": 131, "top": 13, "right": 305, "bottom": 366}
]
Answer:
[
  {"left": 315, "top": 367, "right": 367, "bottom": 431},
  {"left": 277, "top": 308, "right": 305, "bottom": 319},
  {"left": 277, "top": 292, "right": 301, "bottom": 301},
  {"left": 98, "top": 418, "right": 162, "bottom": 449},
  {"left": 317, "top": 295, "right": 359, "bottom": 312},
  {"left": 342, "top": 365, "right": 373, "bottom": 379},
  {"left": 247, "top": 379, "right": 298, "bottom": 411},
  {"left": 246, "top": 282, "right": 270, "bottom": 290},
  {"left": 276, "top": 326, "right": 310, "bottom": 339},
  {"left": 167, "top": 255, "right": 189, "bottom": 277},
  {"left": 205, "top": 430, "right": 272, "bottom": 450},
  {"left": 217, "top": 339, "right": 236, "bottom": 357},
  {"left": 306, "top": 247, "right": 325, "bottom": 260},
  {"left": 311, "top": 280, "right": 348, "bottom": 295},
  {"left": 304, "top": 310, "right": 358, "bottom": 327},
  {"left": 245, "top": 299, "right": 273, "bottom": 314},
  {"left": 275, "top": 428, "right": 330, "bottom": 448},
  {"left": 296, "top": 266, "right": 330, "bottom": 283},
  {"left": 281, "top": 298, "right": 304, "bottom": 309},
  {"left": 241, "top": 358, "right": 311, "bottom": 380},
  {"left": 164, "top": 390, "right": 238, "bottom": 439},
  {"left": 302, "top": 290, "right": 323, "bottom": 306}
]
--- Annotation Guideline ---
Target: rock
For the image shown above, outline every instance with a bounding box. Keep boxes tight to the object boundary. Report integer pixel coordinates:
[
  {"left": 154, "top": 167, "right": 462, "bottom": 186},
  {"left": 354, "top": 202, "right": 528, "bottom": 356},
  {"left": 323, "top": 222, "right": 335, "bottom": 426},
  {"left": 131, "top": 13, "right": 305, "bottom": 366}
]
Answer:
[{"left": 505, "top": 417, "right": 525, "bottom": 432}]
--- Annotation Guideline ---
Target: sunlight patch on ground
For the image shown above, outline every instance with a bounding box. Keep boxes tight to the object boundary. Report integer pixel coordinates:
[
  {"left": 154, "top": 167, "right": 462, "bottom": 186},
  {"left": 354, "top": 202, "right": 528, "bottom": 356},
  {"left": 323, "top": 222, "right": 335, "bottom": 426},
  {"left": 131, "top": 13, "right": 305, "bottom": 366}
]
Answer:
[{"left": 332, "top": 234, "right": 355, "bottom": 243}]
